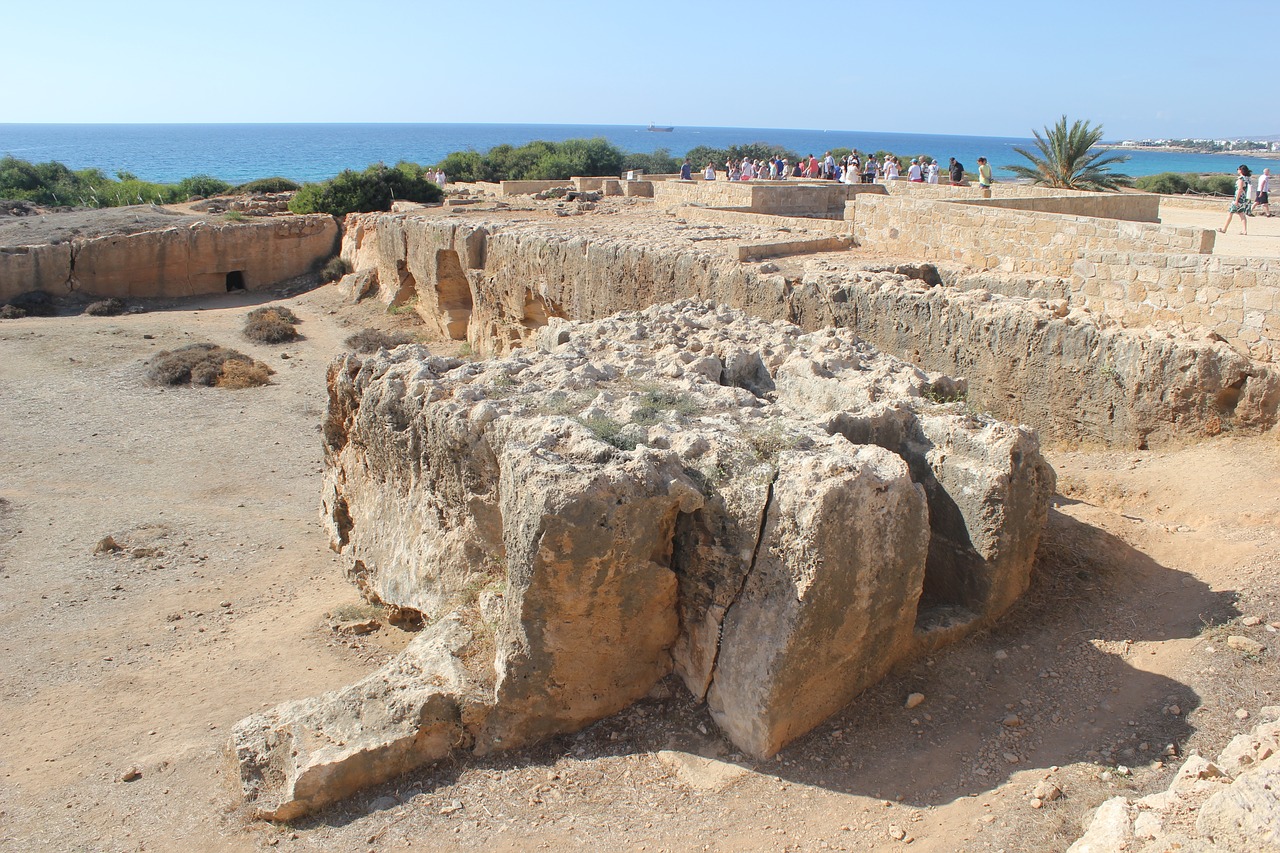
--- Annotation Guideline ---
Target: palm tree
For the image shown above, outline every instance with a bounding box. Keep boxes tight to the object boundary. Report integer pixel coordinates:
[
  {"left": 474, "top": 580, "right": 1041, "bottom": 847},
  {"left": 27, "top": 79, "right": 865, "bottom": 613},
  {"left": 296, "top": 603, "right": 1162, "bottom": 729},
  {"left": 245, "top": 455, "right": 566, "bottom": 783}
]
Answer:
[{"left": 1005, "top": 116, "right": 1133, "bottom": 191}]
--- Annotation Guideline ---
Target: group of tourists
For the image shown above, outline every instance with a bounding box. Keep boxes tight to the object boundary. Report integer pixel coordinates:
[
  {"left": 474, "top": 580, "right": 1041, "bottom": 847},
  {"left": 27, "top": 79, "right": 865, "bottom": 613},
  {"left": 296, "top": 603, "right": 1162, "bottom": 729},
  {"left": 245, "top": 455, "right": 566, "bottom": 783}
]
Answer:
[
  {"left": 691, "top": 150, "right": 988, "bottom": 188},
  {"left": 1221, "top": 165, "right": 1272, "bottom": 235}
]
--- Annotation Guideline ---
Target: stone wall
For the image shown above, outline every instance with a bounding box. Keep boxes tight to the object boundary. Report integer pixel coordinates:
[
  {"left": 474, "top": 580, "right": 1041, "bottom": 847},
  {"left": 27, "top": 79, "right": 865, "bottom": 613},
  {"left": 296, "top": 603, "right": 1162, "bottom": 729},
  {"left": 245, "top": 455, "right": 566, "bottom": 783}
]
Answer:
[
  {"left": 951, "top": 194, "right": 1161, "bottom": 223},
  {"left": 0, "top": 215, "right": 338, "bottom": 302},
  {"left": 340, "top": 213, "right": 1279, "bottom": 447},
  {"left": 653, "top": 180, "right": 884, "bottom": 218},
  {"left": 879, "top": 181, "right": 1131, "bottom": 202},
  {"left": 498, "top": 180, "right": 570, "bottom": 196},
  {"left": 1072, "top": 251, "right": 1280, "bottom": 361},
  {"left": 852, "top": 195, "right": 1213, "bottom": 278},
  {"left": 675, "top": 206, "right": 852, "bottom": 234}
]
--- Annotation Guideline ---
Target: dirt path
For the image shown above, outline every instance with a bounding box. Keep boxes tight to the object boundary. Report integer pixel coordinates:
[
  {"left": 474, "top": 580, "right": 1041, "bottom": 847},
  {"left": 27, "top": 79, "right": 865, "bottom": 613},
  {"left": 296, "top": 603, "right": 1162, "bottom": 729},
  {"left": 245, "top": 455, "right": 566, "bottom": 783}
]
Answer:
[{"left": 1, "top": 285, "right": 1277, "bottom": 852}]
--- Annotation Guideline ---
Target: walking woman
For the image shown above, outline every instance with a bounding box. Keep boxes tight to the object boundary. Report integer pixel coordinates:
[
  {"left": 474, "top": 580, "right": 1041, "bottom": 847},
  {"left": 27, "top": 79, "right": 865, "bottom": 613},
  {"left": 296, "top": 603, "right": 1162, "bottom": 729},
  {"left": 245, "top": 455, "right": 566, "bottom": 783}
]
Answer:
[{"left": 1220, "top": 165, "right": 1253, "bottom": 235}]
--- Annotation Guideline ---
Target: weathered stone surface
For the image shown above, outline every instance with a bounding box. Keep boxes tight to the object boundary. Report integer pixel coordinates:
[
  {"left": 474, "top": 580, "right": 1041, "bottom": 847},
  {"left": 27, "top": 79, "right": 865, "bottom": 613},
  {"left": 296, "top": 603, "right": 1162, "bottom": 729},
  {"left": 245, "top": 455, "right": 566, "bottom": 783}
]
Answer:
[
  {"left": 338, "top": 211, "right": 1280, "bottom": 447},
  {"left": 705, "top": 446, "right": 930, "bottom": 758},
  {"left": 1197, "top": 752, "right": 1280, "bottom": 849},
  {"left": 232, "top": 616, "right": 478, "bottom": 821},
  {"left": 1069, "top": 710, "right": 1280, "bottom": 852},
  {"left": 246, "top": 300, "right": 1054, "bottom": 817},
  {"left": 1, "top": 214, "right": 338, "bottom": 302}
]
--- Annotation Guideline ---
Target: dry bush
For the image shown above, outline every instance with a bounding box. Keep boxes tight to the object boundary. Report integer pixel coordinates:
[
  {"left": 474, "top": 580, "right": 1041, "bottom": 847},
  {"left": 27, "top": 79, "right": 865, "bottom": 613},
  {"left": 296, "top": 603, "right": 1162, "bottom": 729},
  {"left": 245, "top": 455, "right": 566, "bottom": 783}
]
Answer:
[
  {"left": 343, "top": 328, "right": 415, "bottom": 353},
  {"left": 243, "top": 305, "right": 300, "bottom": 344},
  {"left": 146, "top": 343, "right": 272, "bottom": 388},
  {"left": 0, "top": 305, "right": 27, "bottom": 319},
  {"left": 216, "top": 359, "right": 274, "bottom": 389},
  {"left": 84, "top": 298, "right": 126, "bottom": 316},
  {"left": 246, "top": 305, "right": 299, "bottom": 324}
]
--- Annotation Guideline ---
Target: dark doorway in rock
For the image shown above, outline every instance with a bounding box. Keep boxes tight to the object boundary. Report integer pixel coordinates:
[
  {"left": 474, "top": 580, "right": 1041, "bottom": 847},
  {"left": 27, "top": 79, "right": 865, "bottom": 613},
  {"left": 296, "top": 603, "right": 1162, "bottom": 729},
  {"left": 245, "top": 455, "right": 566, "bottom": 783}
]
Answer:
[{"left": 226, "top": 270, "right": 246, "bottom": 291}]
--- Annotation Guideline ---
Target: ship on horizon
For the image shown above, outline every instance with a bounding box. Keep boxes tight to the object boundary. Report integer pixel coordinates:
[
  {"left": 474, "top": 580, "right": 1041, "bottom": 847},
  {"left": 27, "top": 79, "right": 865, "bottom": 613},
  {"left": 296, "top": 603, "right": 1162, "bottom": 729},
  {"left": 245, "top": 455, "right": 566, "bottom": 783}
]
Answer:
[{"left": 647, "top": 123, "right": 674, "bottom": 132}]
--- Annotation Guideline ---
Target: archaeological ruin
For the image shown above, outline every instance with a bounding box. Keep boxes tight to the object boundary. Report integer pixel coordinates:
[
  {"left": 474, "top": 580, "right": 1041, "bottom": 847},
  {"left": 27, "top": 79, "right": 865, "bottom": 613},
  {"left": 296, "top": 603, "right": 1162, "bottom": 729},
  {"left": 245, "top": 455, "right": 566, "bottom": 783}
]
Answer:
[{"left": 4, "top": 173, "right": 1278, "bottom": 820}]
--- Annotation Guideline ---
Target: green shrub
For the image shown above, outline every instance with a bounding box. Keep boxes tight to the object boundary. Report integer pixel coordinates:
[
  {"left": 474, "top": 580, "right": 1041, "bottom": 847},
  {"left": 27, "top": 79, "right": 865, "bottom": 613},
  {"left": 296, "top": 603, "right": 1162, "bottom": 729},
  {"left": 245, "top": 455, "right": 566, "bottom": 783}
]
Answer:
[
  {"left": 84, "top": 298, "right": 126, "bottom": 316},
  {"left": 433, "top": 138, "right": 626, "bottom": 183},
  {"left": 622, "top": 148, "right": 681, "bottom": 175},
  {"left": 1134, "top": 171, "right": 1237, "bottom": 196},
  {"left": 224, "top": 210, "right": 246, "bottom": 222},
  {"left": 582, "top": 415, "right": 637, "bottom": 451},
  {"left": 234, "top": 177, "right": 300, "bottom": 194},
  {"left": 343, "top": 328, "right": 415, "bottom": 353},
  {"left": 176, "top": 174, "right": 232, "bottom": 199},
  {"left": 685, "top": 143, "right": 802, "bottom": 170},
  {"left": 288, "top": 163, "right": 443, "bottom": 216},
  {"left": 1134, "top": 172, "right": 1192, "bottom": 194}
]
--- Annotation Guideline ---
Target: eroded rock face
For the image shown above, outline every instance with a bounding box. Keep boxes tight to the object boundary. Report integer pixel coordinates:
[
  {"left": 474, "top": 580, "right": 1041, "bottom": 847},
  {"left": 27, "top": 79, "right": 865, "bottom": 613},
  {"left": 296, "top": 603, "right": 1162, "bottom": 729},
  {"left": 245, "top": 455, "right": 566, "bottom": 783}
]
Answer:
[{"left": 237, "top": 301, "right": 1054, "bottom": 818}]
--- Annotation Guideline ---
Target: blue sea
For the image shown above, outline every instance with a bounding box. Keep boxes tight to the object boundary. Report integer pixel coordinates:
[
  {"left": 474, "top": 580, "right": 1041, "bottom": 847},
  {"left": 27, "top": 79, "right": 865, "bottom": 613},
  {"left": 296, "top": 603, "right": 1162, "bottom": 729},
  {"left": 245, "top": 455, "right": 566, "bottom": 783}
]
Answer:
[{"left": 0, "top": 123, "right": 1262, "bottom": 184}]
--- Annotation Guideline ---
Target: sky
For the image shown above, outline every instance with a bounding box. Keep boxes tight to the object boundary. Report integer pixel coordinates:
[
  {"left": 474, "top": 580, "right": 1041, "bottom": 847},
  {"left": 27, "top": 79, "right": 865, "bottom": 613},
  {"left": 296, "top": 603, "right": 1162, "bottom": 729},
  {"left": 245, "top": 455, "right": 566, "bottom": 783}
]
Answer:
[{"left": 3, "top": 0, "right": 1275, "bottom": 140}]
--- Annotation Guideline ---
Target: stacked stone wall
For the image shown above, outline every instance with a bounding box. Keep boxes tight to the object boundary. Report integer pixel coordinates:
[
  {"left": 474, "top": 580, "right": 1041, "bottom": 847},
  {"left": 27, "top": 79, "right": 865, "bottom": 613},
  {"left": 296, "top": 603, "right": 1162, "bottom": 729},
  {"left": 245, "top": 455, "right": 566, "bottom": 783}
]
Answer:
[
  {"left": 852, "top": 195, "right": 1212, "bottom": 278},
  {"left": 951, "top": 194, "right": 1160, "bottom": 223},
  {"left": 1072, "top": 252, "right": 1280, "bottom": 361}
]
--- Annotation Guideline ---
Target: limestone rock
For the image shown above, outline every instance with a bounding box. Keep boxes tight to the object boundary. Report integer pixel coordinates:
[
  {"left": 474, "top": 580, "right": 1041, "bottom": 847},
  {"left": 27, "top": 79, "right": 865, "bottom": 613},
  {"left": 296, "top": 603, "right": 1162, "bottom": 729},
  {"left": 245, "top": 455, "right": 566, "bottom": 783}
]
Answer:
[
  {"left": 232, "top": 617, "right": 479, "bottom": 820},
  {"left": 248, "top": 300, "right": 1056, "bottom": 815},
  {"left": 1227, "top": 635, "right": 1266, "bottom": 656},
  {"left": 1196, "top": 752, "right": 1280, "bottom": 850},
  {"left": 706, "top": 446, "right": 930, "bottom": 758},
  {"left": 1067, "top": 797, "right": 1134, "bottom": 853}
]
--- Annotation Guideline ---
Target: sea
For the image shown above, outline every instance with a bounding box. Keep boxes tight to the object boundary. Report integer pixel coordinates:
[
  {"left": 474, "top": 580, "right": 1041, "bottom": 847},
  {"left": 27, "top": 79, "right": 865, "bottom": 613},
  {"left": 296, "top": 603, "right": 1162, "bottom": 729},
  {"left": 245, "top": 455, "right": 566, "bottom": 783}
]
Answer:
[{"left": 0, "top": 123, "right": 1264, "bottom": 185}]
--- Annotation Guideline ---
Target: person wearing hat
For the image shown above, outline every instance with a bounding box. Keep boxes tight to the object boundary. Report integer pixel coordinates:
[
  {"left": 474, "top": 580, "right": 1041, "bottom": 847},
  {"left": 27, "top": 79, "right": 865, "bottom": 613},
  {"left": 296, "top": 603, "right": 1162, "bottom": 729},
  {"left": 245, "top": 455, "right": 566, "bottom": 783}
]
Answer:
[{"left": 908, "top": 158, "right": 923, "bottom": 182}]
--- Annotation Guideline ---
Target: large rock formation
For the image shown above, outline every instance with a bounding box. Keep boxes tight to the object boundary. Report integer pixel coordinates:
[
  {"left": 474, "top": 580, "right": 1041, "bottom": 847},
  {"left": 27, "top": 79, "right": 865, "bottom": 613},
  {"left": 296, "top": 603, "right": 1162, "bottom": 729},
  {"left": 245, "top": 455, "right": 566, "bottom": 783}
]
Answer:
[
  {"left": 0, "top": 211, "right": 338, "bottom": 302},
  {"left": 336, "top": 212, "right": 1280, "bottom": 448},
  {"left": 235, "top": 301, "right": 1055, "bottom": 818}
]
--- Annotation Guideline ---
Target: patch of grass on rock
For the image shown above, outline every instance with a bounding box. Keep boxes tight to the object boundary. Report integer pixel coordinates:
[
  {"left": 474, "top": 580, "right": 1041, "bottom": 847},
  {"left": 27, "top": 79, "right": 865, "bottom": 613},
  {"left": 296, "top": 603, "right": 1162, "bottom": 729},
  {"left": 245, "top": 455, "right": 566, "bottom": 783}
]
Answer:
[
  {"left": 243, "top": 306, "right": 300, "bottom": 344},
  {"left": 146, "top": 343, "right": 274, "bottom": 388}
]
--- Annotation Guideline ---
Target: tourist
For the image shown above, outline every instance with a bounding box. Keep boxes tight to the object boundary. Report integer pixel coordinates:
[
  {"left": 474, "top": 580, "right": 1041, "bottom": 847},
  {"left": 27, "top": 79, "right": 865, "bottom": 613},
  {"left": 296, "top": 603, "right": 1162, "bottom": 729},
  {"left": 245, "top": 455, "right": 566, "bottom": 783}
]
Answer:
[
  {"left": 842, "top": 161, "right": 859, "bottom": 185},
  {"left": 927, "top": 160, "right": 939, "bottom": 183},
  {"left": 824, "top": 151, "right": 836, "bottom": 180},
  {"left": 792, "top": 159, "right": 803, "bottom": 178},
  {"left": 680, "top": 159, "right": 692, "bottom": 181},
  {"left": 704, "top": 162, "right": 716, "bottom": 181},
  {"left": 1220, "top": 165, "right": 1253, "bottom": 235},
  {"left": 436, "top": 169, "right": 447, "bottom": 188},
  {"left": 863, "top": 156, "right": 877, "bottom": 183},
  {"left": 907, "top": 158, "right": 923, "bottom": 182},
  {"left": 977, "top": 157, "right": 993, "bottom": 192},
  {"left": 885, "top": 157, "right": 900, "bottom": 181},
  {"left": 948, "top": 157, "right": 965, "bottom": 186},
  {"left": 1256, "top": 168, "right": 1272, "bottom": 217}
]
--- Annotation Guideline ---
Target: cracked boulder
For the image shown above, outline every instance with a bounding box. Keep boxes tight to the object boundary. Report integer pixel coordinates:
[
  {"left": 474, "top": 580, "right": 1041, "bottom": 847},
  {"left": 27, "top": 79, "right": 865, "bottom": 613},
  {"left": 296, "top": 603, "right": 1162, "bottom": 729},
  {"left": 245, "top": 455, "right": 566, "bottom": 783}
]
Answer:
[{"left": 236, "top": 299, "right": 1054, "bottom": 818}]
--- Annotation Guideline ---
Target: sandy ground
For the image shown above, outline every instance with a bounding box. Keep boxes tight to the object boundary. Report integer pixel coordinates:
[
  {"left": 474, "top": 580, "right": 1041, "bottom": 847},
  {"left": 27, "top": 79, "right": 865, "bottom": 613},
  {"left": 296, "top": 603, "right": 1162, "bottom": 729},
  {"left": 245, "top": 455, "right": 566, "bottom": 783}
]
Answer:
[
  {"left": 1158, "top": 204, "right": 1280, "bottom": 258},
  {"left": 1, "top": 203, "right": 1279, "bottom": 851}
]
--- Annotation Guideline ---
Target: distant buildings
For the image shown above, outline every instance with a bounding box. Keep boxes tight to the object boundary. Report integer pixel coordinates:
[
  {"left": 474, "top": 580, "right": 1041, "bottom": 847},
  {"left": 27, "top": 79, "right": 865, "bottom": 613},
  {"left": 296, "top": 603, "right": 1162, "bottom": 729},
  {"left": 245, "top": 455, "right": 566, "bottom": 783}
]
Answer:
[{"left": 1116, "top": 138, "right": 1280, "bottom": 152}]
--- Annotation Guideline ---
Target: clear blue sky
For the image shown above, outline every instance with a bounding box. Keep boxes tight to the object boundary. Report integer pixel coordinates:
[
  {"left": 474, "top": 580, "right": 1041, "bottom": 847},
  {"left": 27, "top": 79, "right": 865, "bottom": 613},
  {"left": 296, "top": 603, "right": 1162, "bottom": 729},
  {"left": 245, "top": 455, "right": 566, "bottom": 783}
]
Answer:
[{"left": 5, "top": 0, "right": 1273, "bottom": 139}]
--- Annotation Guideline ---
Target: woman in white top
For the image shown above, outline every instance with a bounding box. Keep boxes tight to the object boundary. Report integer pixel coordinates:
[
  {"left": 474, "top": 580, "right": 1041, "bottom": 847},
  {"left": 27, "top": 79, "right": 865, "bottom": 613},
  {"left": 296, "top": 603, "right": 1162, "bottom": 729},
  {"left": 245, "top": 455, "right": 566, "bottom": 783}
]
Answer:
[
  {"left": 704, "top": 163, "right": 716, "bottom": 181},
  {"left": 927, "top": 161, "right": 939, "bottom": 184},
  {"left": 886, "top": 158, "right": 900, "bottom": 181}
]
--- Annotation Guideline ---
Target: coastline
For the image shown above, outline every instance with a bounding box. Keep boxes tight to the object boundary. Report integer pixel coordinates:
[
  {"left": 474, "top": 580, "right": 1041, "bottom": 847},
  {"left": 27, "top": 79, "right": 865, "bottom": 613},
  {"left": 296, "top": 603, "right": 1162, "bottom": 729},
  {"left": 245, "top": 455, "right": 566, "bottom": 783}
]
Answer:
[{"left": 1112, "top": 144, "right": 1280, "bottom": 162}]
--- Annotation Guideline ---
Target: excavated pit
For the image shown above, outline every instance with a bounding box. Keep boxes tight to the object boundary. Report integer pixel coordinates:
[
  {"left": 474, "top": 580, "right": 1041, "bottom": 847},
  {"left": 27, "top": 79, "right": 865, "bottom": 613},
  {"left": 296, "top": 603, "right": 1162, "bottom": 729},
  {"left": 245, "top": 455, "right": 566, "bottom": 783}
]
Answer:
[{"left": 234, "top": 301, "right": 1055, "bottom": 819}]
